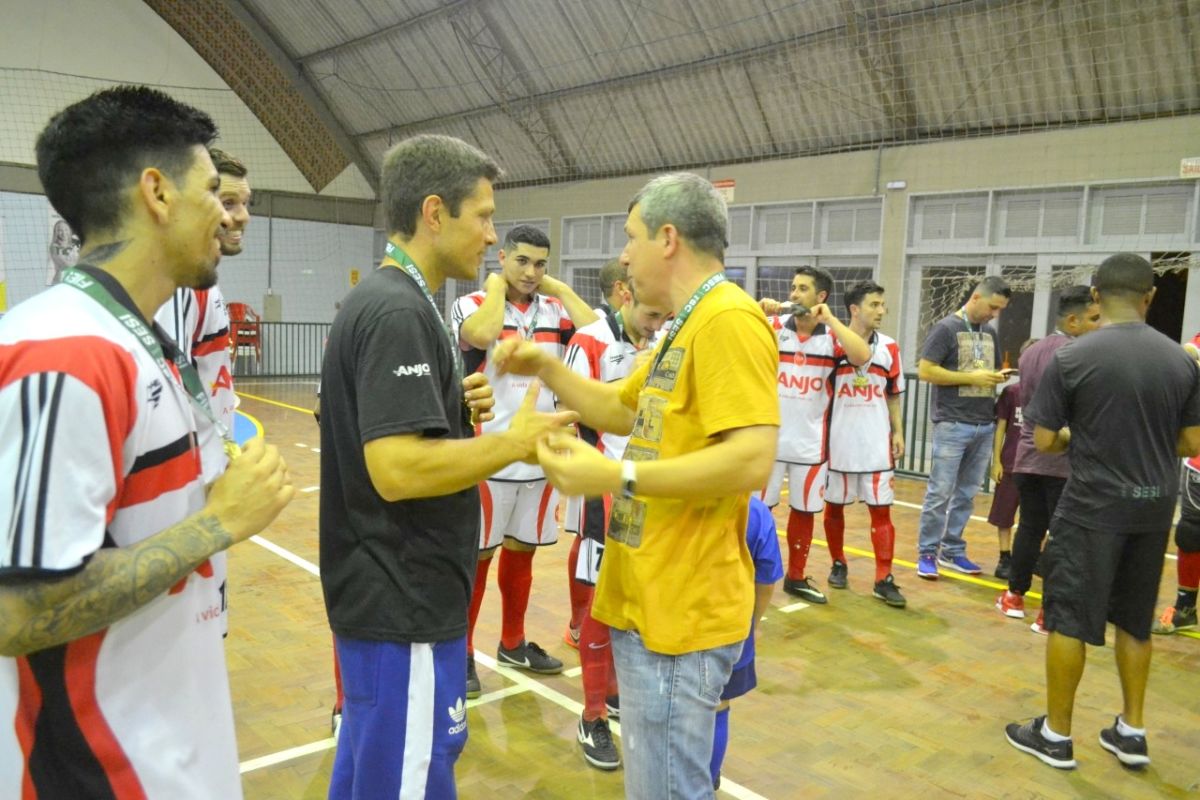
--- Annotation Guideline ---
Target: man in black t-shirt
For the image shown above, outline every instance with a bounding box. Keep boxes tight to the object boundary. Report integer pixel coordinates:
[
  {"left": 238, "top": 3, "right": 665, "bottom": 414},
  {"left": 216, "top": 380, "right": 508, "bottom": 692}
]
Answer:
[
  {"left": 916, "top": 276, "right": 1012, "bottom": 579},
  {"left": 1004, "top": 253, "right": 1200, "bottom": 772},
  {"left": 319, "top": 134, "right": 577, "bottom": 800}
]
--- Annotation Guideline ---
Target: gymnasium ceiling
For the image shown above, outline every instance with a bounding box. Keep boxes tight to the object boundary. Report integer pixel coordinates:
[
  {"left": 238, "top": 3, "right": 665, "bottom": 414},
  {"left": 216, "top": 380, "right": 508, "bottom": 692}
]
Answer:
[{"left": 159, "top": 0, "right": 1200, "bottom": 193}]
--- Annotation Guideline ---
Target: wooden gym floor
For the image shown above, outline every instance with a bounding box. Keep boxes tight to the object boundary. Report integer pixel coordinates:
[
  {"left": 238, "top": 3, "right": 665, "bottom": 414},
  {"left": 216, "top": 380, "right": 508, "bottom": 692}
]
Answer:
[{"left": 227, "top": 378, "right": 1199, "bottom": 800}]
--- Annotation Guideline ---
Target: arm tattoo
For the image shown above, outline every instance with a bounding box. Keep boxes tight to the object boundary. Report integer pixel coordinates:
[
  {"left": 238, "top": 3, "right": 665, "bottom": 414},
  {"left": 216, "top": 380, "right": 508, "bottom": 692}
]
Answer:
[{"left": 0, "top": 513, "right": 233, "bottom": 657}]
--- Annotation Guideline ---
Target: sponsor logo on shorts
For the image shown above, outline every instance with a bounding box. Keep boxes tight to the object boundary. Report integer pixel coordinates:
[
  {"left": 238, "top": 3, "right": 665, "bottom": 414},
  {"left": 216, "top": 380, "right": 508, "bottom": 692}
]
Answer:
[{"left": 448, "top": 697, "right": 467, "bottom": 735}]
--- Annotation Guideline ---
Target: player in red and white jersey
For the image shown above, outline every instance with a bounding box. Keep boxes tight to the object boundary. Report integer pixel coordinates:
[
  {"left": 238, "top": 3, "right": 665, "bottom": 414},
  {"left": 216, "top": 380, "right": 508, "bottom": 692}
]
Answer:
[
  {"left": 155, "top": 148, "right": 250, "bottom": 637},
  {"left": 0, "top": 86, "right": 292, "bottom": 799},
  {"left": 451, "top": 225, "right": 599, "bottom": 694},
  {"left": 561, "top": 282, "right": 668, "bottom": 770},
  {"left": 1152, "top": 333, "right": 1200, "bottom": 634},
  {"left": 759, "top": 267, "right": 870, "bottom": 604},
  {"left": 822, "top": 280, "right": 908, "bottom": 609}
]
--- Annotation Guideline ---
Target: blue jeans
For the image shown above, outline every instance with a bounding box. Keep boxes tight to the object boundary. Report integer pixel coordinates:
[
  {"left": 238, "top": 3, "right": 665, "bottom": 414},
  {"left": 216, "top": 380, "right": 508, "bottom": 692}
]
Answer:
[
  {"left": 917, "top": 420, "right": 995, "bottom": 558},
  {"left": 610, "top": 628, "right": 742, "bottom": 799}
]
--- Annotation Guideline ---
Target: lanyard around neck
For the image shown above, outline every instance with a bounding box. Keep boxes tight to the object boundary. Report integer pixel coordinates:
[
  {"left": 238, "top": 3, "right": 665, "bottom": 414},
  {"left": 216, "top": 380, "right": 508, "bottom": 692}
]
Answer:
[
  {"left": 383, "top": 241, "right": 462, "bottom": 383},
  {"left": 60, "top": 267, "right": 239, "bottom": 459},
  {"left": 649, "top": 272, "right": 726, "bottom": 377}
]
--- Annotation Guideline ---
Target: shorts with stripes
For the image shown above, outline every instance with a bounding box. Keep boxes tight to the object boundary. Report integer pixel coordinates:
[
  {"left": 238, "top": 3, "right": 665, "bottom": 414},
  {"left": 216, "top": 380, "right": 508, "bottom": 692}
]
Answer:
[
  {"left": 479, "top": 479, "right": 559, "bottom": 550},
  {"left": 762, "top": 461, "right": 827, "bottom": 513},
  {"left": 824, "top": 470, "right": 895, "bottom": 507},
  {"left": 330, "top": 635, "right": 468, "bottom": 799}
]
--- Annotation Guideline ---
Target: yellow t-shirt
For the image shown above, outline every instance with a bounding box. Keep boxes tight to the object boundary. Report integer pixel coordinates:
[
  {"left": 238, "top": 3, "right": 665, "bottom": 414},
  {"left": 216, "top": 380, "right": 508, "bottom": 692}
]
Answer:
[{"left": 591, "top": 280, "right": 780, "bottom": 655}]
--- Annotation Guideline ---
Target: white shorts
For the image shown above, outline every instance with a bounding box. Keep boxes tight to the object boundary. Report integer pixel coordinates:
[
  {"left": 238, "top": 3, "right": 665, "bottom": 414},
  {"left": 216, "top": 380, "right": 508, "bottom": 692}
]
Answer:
[
  {"left": 825, "top": 470, "right": 895, "bottom": 506},
  {"left": 762, "top": 461, "right": 827, "bottom": 513},
  {"left": 564, "top": 495, "right": 582, "bottom": 535},
  {"left": 573, "top": 538, "right": 605, "bottom": 586},
  {"left": 480, "top": 479, "right": 560, "bottom": 550}
]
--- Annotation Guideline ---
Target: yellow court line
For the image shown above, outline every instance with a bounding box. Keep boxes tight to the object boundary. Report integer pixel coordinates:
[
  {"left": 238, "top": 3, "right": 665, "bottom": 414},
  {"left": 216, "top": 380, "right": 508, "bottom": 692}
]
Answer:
[{"left": 236, "top": 390, "right": 312, "bottom": 415}]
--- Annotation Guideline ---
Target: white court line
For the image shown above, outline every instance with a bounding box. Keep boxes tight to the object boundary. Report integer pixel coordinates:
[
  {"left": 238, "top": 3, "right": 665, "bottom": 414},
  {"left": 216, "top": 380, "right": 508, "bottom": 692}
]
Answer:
[
  {"left": 249, "top": 535, "right": 320, "bottom": 577},
  {"left": 562, "top": 666, "right": 582, "bottom": 678},
  {"left": 244, "top": 534, "right": 771, "bottom": 798},
  {"left": 240, "top": 738, "right": 335, "bottom": 773},
  {"left": 294, "top": 442, "right": 309, "bottom": 448},
  {"left": 892, "top": 499, "right": 1179, "bottom": 560},
  {"left": 778, "top": 601, "right": 810, "bottom": 613},
  {"left": 301, "top": 486, "right": 320, "bottom": 494}
]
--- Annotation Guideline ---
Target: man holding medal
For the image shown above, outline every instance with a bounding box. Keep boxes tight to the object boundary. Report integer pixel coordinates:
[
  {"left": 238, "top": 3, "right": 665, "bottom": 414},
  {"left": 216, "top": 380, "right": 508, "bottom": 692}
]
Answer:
[
  {"left": 758, "top": 267, "right": 870, "bottom": 605},
  {"left": 155, "top": 146, "right": 251, "bottom": 638},
  {"left": 916, "top": 275, "right": 1012, "bottom": 579},
  {"left": 492, "top": 172, "right": 780, "bottom": 799},
  {"left": 451, "top": 225, "right": 598, "bottom": 695},
  {"left": 319, "top": 135, "right": 578, "bottom": 799},
  {"left": 822, "top": 280, "right": 908, "bottom": 608},
  {"left": 0, "top": 86, "right": 294, "bottom": 797}
]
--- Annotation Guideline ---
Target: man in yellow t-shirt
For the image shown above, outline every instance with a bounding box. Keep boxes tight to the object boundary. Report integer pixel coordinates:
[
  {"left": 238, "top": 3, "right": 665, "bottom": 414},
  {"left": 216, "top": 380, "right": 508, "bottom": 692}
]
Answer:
[{"left": 493, "top": 172, "right": 779, "bottom": 799}]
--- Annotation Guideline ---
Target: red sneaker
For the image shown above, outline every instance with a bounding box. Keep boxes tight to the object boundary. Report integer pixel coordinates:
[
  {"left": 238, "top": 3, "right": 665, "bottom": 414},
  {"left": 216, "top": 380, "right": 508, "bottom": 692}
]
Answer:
[
  {"left": 995, "top": 590, "right": 1026, "bottom": 619},
  {"left": 1030, "top": 608, "right": 1048, "bottom": 635}
]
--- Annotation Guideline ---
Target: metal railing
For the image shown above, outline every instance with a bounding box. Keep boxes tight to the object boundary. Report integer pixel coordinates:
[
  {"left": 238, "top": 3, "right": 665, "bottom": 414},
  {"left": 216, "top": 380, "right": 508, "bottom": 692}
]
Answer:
[
  {"left": 895, "top": 371, "right": 994, "bottom": 491},
  {"left": 231, "top": 321, "right": 331, "bottom": 378}
]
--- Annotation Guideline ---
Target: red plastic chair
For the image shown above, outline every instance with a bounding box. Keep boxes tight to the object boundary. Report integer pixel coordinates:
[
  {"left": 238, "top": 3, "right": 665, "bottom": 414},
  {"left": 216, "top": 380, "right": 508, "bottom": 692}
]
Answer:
[{"left": 227, "top": 302, "right": 261, "bottom": 369}]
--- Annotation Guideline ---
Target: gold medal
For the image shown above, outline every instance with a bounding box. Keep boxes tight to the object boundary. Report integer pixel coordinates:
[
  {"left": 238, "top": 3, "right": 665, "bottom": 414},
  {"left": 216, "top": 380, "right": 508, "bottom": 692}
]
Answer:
[
  {"left": 223, "top": 439, "right": 242, "bottom": 461},
  {"left": 974, "top": 359, "right": 987, "bottom": 370},
  {"left": 853, "top": 374, "right": 870, "bottom": 388}
]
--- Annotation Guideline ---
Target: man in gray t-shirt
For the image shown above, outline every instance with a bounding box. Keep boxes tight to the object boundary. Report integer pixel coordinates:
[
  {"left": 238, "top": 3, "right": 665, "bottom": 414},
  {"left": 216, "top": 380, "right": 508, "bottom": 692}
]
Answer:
[
  {"left": 915, "top": 276, "right": 1011, "bottom": 579},
  {"left": 1004, "top": 253, "right": 1200, "bottom": 771}
]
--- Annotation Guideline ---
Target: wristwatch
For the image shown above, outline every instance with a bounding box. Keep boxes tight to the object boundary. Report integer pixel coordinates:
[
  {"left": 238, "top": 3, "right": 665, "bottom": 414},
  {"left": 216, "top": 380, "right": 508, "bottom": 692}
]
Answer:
[{"left": 621, "top": 460, "right": 638, "bottom": 499}]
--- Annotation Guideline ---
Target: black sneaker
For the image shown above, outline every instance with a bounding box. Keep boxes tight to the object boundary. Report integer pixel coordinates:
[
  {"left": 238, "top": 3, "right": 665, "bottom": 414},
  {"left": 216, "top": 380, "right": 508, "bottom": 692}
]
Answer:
[
  {"left": 783, "top": 576, "right": 828, "bottom": 604},
  {"left": 466, "top": 656, "right": 481, "bottom": 699},
  {"left": 605, "top": 694, "right": 620, "bottom": 720},
  {"left": 497, "top": 640, "right": 564, "bottom": 674},
  {"left": 994, "top": 552, "right": 1012, "bottom": 580},
  {"left": 578, "top": 716, "right": 621, "bottom": 770},
  {"left": 1099, "top": 717, "right": 1150, "bottom": 767},
  {"left": 1004, "top": 716, "right": 1076, "bottom": 769},
  {"left": 872, "top": 574, "right": 907, "bottom": 608},
  {"left": 828, "top": 560, "right": 849, "bottom": 589}
]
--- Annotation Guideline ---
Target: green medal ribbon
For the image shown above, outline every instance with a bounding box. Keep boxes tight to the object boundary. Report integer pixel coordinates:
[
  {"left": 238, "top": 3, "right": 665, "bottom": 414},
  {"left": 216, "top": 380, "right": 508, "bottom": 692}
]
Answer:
[
  {"left": 383, "top": 241, "right": 463, "bottom": 385},
  {"left": 648, "top": 271, "right": 726, "bottom": 377},
  {"left": 60, "top": 267, "right": 240, "bottom": 459}
]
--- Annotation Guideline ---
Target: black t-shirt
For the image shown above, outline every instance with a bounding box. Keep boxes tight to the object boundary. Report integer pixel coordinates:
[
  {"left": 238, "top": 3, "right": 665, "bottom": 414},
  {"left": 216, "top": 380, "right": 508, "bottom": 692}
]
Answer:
[
  {"left": 319, "top": 266, "right": 479, "bottom": 642},
  {"left": 1024, "top": 322, "right": 1200, "bottom": 534},
  {"left": 921, "top": 313, "right": 1001, "bottom": 424}
]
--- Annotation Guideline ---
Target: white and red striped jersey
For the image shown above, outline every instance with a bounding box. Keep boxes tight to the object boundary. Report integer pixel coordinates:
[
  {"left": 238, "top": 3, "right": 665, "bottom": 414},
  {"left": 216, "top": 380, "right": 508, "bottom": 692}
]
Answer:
[
  {"left": 563, "top": 314, "right": 646, "bottom": 461},
  {"left": 155, "top": 285, "right": 235, "bottom": 484},
  {"left": 772, "top": 316, "right": 843, "bottom": 465},
  {"left": 452, "top": 291, "right": 575, "bottom": 481},
  {"left": 828, "top": 331, "right": 905, "bottom": 473},
  {"left": 0, "top": 276, "right": 240, "bottom": 799}
]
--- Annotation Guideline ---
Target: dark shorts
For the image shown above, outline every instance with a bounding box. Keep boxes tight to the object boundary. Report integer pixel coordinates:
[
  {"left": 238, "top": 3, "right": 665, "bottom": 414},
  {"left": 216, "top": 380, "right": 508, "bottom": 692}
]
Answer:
[
  {"left": 987, "top": 474, "right": 1020, "bottom": 529},
  {"left": 1042, "top": 518, "right": 1169, "bottom": 645}
]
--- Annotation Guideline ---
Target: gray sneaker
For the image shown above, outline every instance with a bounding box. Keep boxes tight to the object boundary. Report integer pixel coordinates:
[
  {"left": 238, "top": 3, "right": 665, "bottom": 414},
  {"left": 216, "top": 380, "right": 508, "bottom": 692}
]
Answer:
[
  {"left": 466, "top": 656, "right": 481, "bottom": 699},
  {"left": 783, "top": 576, "right": 828, "bottom": 604},
  {"left": 1005, "top": 716, "right": 1075, "bottom": 769},
  {"left": 497, "top": 640, "right": 564, "bottom": 674},
  {"left": 828, "top": 560, "right": 849, "bottom": 589},
  {"left": 578, "top": 716, "right": 621, "bottom": 770},
  {"left": 1098, "top": 717, "right": 1149, "bottom": 768}
]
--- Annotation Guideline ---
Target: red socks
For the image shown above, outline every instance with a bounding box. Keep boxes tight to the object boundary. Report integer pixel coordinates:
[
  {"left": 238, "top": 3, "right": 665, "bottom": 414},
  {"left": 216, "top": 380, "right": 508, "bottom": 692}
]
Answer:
[
  {"left": 566, "top": 536, "right": 589, "bottom": 631},
  {"left": 498, "top": 548, "right": 535, "bottom": 650},
  {"left": 1178, "top": 549, "right": 1200, "bottom": 591},
  {"left": 824, "top": 503, "right": 846, "bottom": 564},
  {"left": 869, "top": 505, "right": 896, "bottom": 583},
  {"left": 786, "top": 509, "right": 814, "bottom": 580},
  {"left": 467, "top": 556, "right": 493, "bottom": 652},
  {"left": 579, "top": 600, "right": 615, "bottom": 721}
]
